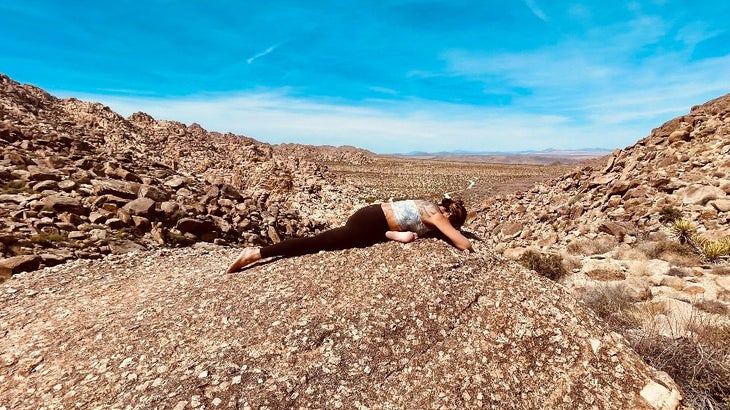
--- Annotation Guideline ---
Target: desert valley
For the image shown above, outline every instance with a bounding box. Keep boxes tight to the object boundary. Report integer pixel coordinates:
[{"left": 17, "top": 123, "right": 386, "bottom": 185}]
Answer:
[{"left": 1, "top": 73, "right": 728, "bottom": 409}]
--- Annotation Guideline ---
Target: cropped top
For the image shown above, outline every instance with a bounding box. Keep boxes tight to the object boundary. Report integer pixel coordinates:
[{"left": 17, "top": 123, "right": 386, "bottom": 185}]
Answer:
[{"left": 390, "top": 200, "right": 432, "bottom": 235}]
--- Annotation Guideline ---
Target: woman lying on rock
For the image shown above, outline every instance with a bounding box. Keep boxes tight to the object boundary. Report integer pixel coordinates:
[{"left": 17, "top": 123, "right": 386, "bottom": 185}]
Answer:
[{"left": 226, "top": 198, "right": 472, "bottom": 273}]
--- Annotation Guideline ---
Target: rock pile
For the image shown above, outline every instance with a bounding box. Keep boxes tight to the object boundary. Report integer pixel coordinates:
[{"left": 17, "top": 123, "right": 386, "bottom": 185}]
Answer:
[
  {"left": 0, "top": 74, "right": 363, "bottom": 279},
  {"left": 472, "top": 93, "right": 730, "bottom": 318}
]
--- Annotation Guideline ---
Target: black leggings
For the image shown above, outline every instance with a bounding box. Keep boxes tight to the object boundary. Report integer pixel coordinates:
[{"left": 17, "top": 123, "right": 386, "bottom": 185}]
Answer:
[{"left": 260, "top": 204, "right": 390, "bottom": 259}]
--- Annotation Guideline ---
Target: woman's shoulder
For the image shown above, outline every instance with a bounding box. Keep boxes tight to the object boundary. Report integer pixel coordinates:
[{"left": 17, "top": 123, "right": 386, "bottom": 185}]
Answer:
[{"left": 413, "top": 200, "right": 440, "bottom": 217}]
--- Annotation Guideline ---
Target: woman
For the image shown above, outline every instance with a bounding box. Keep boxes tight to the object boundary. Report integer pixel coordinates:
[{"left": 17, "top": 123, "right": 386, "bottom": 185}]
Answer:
[{"left": 226, "top": 198, "right": 472, "bottom": 273}]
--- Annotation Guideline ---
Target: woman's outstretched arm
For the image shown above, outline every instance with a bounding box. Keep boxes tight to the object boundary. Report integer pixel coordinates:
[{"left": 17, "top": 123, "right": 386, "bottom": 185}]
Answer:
[{"left": 431, "top": 215, "right": 472, "bottom": 251}]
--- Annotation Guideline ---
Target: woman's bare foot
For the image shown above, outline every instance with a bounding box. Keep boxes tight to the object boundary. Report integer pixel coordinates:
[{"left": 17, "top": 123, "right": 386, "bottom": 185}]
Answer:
[
  {"left": 226, "top": 247, "right": 262, "bottom": 273},
  {"left": 386, "top": 231, "right": 418, "bottom": 243}
]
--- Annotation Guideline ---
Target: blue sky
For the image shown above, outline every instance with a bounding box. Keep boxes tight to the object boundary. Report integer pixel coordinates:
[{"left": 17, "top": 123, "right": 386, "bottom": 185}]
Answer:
[{"left": 1, "top": 1, "right": 729, "bottom": 154}]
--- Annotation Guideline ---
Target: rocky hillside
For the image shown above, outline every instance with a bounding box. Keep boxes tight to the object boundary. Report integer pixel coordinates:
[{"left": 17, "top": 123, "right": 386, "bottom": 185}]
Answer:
[
  {"left": 1, "top": 74, "right": 363, "bottom": 279},
  {"left": 0, "top": 240, "right": 680, "bottom": 409},
  {"left": 474, "top": 92, "right": 730, "bottom": 251},
  {"left": 472, "top": 94, "right": 730, "bottom": 406},
  {"left": 274, "top": 143, "right": 375, "bottom": 165},
  {"left": 472, "top": 93, "right": 730, "bottom": 306}
]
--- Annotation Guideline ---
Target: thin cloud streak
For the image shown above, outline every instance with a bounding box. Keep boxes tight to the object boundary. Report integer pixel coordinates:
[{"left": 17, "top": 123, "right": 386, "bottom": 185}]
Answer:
[
  {"left": 246, "top": 42, "right": 283, "bottom": 65},
  {"left": 523, "top": 0, "right": 548, "bottom": 22}
]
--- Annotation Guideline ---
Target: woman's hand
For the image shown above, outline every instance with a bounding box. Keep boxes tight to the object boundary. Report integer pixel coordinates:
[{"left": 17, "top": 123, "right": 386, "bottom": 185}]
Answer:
[{"left": 423, "top": 212, "right": 473, "bottom": 251}]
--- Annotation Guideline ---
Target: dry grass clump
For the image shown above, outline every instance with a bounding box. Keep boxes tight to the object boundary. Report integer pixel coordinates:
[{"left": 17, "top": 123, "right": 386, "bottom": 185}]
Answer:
[
  {"left": 631, "top": 317, "right": 730, "bottom": 409},
  {"left": 712, "top": 265, "right": 730, "bottom": 276},
  {"left": 693, "top": 299, "right": 729, "bottom": 315},
  {"left": 581, "top": 283, "right": 730, "bottom": 408},
  {"left": 566, "top": 236, "right": 618, "bottom": 256},
  {"left": 641, "top": 240, "right": 701, "bottom": 267},
  {"left": 517, "top": 249, "right": 568, "bottom": 281},
  {"left": 580, "top": 283, "right": 640, "bottom": 329}
]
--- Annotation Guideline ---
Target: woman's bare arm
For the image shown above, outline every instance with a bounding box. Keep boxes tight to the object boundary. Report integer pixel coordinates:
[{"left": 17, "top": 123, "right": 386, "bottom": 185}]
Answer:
[{"left": 417, "top": 201, "right": 473, "bottom": 251}]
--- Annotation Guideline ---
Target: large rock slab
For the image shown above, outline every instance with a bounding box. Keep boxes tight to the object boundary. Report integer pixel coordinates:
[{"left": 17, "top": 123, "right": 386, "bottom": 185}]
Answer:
[
  {"left": 42, "top": 194, "right": 88, "bottom": 216},
  {"left": 0, "top": 255, "right": 42, "bottom": 280},
  {"left": 0, "top": 242, "right": 680, "bottom": 409}
]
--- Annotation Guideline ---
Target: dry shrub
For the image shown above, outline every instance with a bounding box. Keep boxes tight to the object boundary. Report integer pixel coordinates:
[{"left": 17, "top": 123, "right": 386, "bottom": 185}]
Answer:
[
  {"left": 693, "top": 299, "right": 729, "bottom": 315},
  {"left": 585, "top": 268, "right": 626, "bottom": 281},
  {"left": 660, "top": 205, "right": 684, "bottom": 223},
  {"left": 630, "top": 316, "right": 730, "bottom": 409},
  {"left": 580, "top": 283, "right": 639, "bottom": 330},
  {"left": 667, "top": 267, "right": 694, "bottom": 278},
  {"left": 518, "top": 250, "right": 567, "bottom": 281},
  {"left": 712, "top": 265, "right": 730, "bottom": 276},
  {"left": 582, "top": 286, "right": 730, "bottom": 408},
  {"left": 645, "top": 240, "right": 702, "bottom": 267},
  {"left": 566, "top": 235, "right": 618, "bottom": 256}
]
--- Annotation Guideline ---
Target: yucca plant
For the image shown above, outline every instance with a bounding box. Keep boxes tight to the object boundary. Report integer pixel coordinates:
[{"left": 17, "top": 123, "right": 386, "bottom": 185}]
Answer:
[
  {"left": 698, "top": 239, "right": 730, "bottom": 262},
  {"left": 672, "top": 219, "right": 696, "bottom": 244}
]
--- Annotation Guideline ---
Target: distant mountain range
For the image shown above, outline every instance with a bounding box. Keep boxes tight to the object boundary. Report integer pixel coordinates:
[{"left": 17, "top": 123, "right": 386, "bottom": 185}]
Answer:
[{"left": 395, "top": 148, "right": 613, "bottom": 156}]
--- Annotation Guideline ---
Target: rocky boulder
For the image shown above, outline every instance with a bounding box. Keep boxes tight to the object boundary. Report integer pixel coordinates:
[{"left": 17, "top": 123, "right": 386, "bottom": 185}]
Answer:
[{"left": 0, "top": 242, "right": 680, "bottom": 409}]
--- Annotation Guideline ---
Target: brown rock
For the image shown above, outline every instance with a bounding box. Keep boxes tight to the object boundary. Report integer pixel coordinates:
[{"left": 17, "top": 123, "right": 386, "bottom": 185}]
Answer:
[
  {"left": 160, "top": 201, "right": 181, "bottom": 216},
  {"left": 131, "top": 216, "right": 151, "bottom": 231},
  {"left": 138, "top": 185, "right": 169, "bottom": 202},
  {"left": 499, "top": 221, "right": 523, "bottom": 238},
  {"left": 122, "top": 197, "right": 156, "bottom": 217},
  {"left": 91, "top": 179, "right": 136, "bottom": 199},
  {"left": 675, "top": 184, "right": 725, "bottom": 205},
  {"left": 57, "top": 179, "right": 77, "bottom": 192},
  {"left": 43, "top": 195, "right": 88, "bottom": 216},
  {"left": 709, "top": 199, "right": 730, "bottom": 212},
  {"left": 176, "top": 217, "right": 216, "bottom": 236},
  {"left": 27, "top": 165, "right": 62, "bottom": 181},
  {"left": 164, "top": 176, "right": 187, "bottom": 189},
  {"left": 0, "top": 255, "right": 42, "bottom": 278}
]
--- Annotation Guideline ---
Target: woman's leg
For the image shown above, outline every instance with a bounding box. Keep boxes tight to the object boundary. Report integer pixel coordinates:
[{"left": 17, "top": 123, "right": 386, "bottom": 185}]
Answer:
[{"left": 260, "top": 204, "right": 389, "bottom": 259}]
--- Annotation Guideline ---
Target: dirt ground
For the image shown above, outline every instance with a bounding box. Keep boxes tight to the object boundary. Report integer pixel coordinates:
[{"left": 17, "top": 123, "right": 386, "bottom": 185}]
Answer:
[{"left": 324, "top": 156, "right": 597, "bottom": 209}]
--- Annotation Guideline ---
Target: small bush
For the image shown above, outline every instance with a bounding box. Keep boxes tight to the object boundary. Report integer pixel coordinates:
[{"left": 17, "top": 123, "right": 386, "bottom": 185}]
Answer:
[
  {"left": 693, "top": 299, "right": 729, "bottom": 315},
  {"left": 631, "top": 317, "right": 730, "bottom": 409},
  {"left": 518, "top": 250, "right": 568, "bottom": 281},
  {"left": 580, "top": 283, "right": 639, "bottom": 330},
  {"left": 644, "top": 240, "right": 701, "bottom": 267},
  {"left": 659, "top": 205, "right": 684, "bottom": 223}
]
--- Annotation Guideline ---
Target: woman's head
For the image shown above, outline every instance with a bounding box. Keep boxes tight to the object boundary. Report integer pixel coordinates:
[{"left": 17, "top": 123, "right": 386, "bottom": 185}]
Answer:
[{"left": 439, "top": 198, "right": 467, "bottom": 228}]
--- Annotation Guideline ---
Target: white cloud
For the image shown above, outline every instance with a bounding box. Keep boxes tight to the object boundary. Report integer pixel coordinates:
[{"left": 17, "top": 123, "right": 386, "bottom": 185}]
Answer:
[{"left": 60, "top": 89, "right": 634, "bottom": 154}]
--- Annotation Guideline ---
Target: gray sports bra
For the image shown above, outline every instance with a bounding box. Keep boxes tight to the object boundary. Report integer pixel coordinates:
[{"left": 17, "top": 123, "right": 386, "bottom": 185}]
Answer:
[{"left": 390, "top": 200, "right": 432, "bottom": 235}]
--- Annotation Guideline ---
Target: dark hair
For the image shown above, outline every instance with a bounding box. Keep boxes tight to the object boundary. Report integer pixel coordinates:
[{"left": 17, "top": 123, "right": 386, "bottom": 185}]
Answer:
[{"left": 439, "top": 198, "right": 467, "bottom": 228}]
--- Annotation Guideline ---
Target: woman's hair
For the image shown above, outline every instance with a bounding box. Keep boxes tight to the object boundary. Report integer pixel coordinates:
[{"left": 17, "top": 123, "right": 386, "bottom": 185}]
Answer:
[{"left": 439, "top": 198, "right": 467, "bottom": 228}]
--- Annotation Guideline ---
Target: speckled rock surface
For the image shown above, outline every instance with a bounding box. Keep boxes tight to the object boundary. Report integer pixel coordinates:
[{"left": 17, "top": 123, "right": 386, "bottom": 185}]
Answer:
[{"left": 0, "top": 240, "right": 679, "bottom": 409}]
